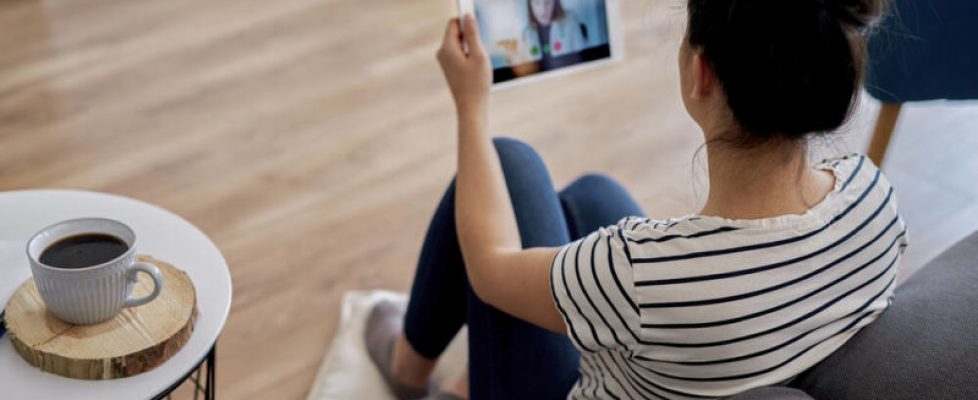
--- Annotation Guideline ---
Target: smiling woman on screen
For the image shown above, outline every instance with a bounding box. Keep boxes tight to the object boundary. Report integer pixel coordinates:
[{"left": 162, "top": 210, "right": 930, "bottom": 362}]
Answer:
[{"left": 521, "top": 0, "right": 586, "bottom": 69}]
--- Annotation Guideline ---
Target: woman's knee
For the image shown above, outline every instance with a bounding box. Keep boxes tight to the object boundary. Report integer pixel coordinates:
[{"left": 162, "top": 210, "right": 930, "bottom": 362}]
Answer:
[
  {"left": 492, "top": 136, "right": 530, "bottom": 151},
  {"left": 565, "top": 173, "right": 626, "bottom": 194},
  {"left": 561, "top": 173, "right": 644, "bottom": 225},
  {"left": 491, "top": 137, "right": 546, "bottom": 171}
]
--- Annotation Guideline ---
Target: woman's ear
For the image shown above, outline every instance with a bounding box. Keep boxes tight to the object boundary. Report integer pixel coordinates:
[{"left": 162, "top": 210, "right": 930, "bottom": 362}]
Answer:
[{"left": 690, "top": 53, "right": 716, "bottom": 101}]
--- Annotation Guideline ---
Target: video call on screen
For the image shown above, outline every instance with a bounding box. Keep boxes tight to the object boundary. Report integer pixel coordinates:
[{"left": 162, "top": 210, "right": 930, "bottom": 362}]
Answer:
[{"left": 474, "top": 0, "right": 612, "bottom": 83}]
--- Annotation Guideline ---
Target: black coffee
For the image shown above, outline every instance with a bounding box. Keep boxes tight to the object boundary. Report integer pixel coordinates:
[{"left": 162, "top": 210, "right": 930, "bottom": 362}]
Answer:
[{"left": 40, "top": 234, "right": 129, "bottom": 269}]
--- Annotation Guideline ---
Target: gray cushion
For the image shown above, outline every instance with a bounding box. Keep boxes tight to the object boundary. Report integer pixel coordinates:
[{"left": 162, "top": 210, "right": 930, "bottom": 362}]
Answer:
[
  {"left": 726, "top": 387, "right": 814, "bottom": 400},
  {"left": 790, "top": 231, "right": 978, "bottom": 399}
]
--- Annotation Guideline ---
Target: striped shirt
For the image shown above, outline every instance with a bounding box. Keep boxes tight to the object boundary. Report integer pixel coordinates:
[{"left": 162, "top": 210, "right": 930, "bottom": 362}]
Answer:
[{"left": 550, "top": 154, "right": 909, "bottom": 399}]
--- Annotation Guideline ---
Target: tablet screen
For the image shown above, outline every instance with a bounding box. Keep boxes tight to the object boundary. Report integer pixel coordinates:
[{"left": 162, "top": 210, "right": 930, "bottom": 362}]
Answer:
[{"left": 472, "top": 0, "right": 615, "bottom": 85}]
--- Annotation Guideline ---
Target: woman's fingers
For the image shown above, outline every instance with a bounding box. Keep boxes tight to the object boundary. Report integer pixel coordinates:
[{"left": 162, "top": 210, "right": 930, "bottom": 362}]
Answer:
[
  {"left": 439, "top": 18, "right": 462, "bottom": 57},
  {"left": 439, "top": 15, "right": 486, "bottom": 63},
  {"left": 461, "top": 14, "right": 485, "bottom": 55},
  {"left": 435, "top": 14, "right": 491, "bottom": 118}
]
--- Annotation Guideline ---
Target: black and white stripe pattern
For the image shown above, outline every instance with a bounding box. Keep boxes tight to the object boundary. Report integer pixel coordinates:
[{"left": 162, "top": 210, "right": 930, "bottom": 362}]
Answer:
[{"left": 550, "top": 154, "right": 908, "bottom": 399}]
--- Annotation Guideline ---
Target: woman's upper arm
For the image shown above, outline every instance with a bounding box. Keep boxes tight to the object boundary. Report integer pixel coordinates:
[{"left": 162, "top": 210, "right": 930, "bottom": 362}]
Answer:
[
  {"left": 473, "top": 226, "right": 640, "bottom": 352},
  {"left": 472, "top": 246, "right": 568, "bottom": 334}
]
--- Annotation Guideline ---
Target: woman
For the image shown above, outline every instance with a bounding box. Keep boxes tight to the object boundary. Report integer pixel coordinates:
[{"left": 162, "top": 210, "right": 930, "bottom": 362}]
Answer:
[
  {"left": 366, "top": 0, "right": 907, "bottom": 399},
  {"left": 509, "top": 0, "right": 587, "bottom": 71}
]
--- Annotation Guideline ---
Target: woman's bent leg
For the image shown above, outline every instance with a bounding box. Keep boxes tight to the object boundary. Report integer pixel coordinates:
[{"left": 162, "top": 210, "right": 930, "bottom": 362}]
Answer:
[
  {"left": 400, "top": 137, "right": 586, "bottom": 399},
  {"left": 559, "top": 173, "right": 645, "bottom": 239},
  {"left": 466, "top": 137, "right": 580, "bottom": 400},
  {"left": 402, "top": 180, "right": 470, "bottom": 359}
]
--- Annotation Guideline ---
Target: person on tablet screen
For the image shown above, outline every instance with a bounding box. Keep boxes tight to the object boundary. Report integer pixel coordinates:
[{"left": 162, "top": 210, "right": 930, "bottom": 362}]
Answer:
[{"left": 501, "top": 0, "right": 587, "bottom": 73}]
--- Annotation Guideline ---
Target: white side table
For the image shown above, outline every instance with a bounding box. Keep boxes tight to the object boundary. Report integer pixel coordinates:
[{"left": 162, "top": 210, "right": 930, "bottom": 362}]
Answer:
[{"left": 0, "top": 190, "right": 232, "bottom": 400}]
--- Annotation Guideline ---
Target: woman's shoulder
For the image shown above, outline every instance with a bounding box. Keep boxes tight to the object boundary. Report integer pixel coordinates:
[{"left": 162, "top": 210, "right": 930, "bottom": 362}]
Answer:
[
  {"left": 613, "top": 215, "right": 726, "bottom": 244},
  {"left": 815, "top": 153, "right": 875, "bottom": 169},
  {"left": 605, "top": 153, "right": 894, "bottom": 257},
  {"left": 555, "top": 10, "right": 586, "bottom": 38},
  {"left": 615, "top": 154, "right": 879, "bottom": 243},
  {"left": 816, "top": 153, "right": 876, "bottom": 184},
  {"left": 561, "top": 9, "right": 584, "bottom": 25},
  {"left": 817, "top": 153, "right": 891, "bottom": 203}
]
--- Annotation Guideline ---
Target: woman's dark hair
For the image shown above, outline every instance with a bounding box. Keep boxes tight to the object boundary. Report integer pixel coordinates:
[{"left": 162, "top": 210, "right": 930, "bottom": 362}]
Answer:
[{"left": 686, "top": 0, "right": 883, "bottom": 143}]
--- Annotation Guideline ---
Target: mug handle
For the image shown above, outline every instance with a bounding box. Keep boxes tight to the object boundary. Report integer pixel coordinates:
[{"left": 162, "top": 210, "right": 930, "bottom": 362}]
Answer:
[{"left": 123, "top": 262, "right": 164, "bottom": 308}]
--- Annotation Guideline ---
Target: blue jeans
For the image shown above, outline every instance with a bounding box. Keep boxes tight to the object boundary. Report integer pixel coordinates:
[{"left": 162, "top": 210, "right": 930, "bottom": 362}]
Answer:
[{"left": 403, "top": 137, "right": 644, "bottom": 399}]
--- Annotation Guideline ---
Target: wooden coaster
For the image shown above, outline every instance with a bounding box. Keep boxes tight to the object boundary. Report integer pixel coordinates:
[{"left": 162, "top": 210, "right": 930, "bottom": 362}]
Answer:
[{"left": 3, "top": 255, "right": 198, "bottom": 380}]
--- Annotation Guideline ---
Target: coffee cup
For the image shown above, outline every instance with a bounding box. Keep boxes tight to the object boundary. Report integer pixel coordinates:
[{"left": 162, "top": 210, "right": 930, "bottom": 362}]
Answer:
[{"left": 26, "top": 218, "right": 164, "bottom": 325}]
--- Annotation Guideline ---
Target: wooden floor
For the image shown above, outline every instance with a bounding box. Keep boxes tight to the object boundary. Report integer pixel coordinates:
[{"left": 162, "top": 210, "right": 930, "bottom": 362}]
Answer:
[{"left": 1, "top": 0, "right": 975, "bottom": 398}]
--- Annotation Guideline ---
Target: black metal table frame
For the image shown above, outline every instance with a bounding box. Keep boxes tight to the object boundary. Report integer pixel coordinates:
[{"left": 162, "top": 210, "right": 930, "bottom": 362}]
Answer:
[{"left": 153, "top": 344, "right": 216, "bottom": 400}]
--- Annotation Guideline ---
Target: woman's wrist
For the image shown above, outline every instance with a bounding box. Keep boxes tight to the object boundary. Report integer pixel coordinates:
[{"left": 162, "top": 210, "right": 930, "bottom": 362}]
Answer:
[{"left": 456, "top": 101, "right": 489, "bottom": 129}]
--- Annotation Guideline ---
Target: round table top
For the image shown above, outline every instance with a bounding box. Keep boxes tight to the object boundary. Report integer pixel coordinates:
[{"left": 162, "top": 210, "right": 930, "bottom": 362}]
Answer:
[{"left": 0, "top": 190, "right": 232, "bottom": 399}]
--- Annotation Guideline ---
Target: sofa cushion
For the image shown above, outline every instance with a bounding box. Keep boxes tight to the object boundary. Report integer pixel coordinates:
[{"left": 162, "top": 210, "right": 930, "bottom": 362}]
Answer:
[
  {"left": 726, "top": 387, "right": 814, "bottom": 400},
  {"left": 790, "top": 231, "right": 978, "bottom": 399}
]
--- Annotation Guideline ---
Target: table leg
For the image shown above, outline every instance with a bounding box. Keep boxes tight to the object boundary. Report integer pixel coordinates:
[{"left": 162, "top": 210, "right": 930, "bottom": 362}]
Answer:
[
  {"left": 152, "top": 344, "right": 217, "bottom": 400},
  {"left": 207, "top": 344, "right": 216, "bottom": 399}
]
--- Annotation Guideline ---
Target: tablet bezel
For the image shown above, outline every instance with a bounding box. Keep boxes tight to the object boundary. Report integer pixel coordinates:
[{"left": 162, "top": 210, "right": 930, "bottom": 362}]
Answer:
[{"left": 457, "top": 0, "right": 623, "bottom": 91}]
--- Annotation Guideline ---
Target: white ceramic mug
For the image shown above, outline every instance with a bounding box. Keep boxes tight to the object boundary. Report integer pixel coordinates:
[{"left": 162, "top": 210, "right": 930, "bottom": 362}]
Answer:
[{"left": 27, "top": 218, "right": 164, "bottom": 325}]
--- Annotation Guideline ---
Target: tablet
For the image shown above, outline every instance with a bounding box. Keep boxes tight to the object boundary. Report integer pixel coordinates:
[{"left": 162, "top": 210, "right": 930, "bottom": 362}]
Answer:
[{"left": 458, "top": 0, "right": 623, "bottom": 89}]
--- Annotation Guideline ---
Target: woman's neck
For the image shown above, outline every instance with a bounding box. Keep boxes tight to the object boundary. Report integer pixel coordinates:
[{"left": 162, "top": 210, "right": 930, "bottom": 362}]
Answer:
[{"left": 699, "top": 138, "right": 835, "bottom": 221}]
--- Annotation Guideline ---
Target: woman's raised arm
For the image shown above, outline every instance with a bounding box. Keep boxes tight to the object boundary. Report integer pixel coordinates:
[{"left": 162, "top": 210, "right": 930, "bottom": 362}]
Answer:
[{"left": 436, "top": 16, "right": 566, "bottom": 334}]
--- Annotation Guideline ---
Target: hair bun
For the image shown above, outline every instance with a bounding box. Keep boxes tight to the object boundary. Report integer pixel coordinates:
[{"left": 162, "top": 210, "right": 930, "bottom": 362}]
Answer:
[{"left": 822, "top": 0, "right": 883, "bottom": 31}]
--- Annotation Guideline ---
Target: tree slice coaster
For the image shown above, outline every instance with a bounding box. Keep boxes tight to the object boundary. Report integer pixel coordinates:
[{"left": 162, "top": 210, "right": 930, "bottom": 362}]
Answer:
[{"left": 3, "top": 255, "right": 198, "bottom": 380}]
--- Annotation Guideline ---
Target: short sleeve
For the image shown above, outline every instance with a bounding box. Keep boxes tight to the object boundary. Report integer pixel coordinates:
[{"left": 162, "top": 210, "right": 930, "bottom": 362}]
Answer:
[{"left": 550, "top": 220, "right": 642, "bottom": 353}]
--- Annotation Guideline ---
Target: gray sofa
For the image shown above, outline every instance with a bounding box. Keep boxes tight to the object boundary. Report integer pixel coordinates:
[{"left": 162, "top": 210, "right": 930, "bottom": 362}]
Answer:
[{"left": 730, "top": 231, "right": 978, "bottom": 399}]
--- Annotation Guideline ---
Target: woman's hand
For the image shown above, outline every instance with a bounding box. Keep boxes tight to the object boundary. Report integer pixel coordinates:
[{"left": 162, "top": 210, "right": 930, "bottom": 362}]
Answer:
[{"left": 437, "top": 15, "right": 492, "bottom": 118}]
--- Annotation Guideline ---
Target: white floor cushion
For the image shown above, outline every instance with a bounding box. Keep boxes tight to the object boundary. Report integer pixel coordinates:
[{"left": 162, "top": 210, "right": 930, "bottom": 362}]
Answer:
[{"left": 306, "top": 290, "right": 468, "bottom": 400}]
